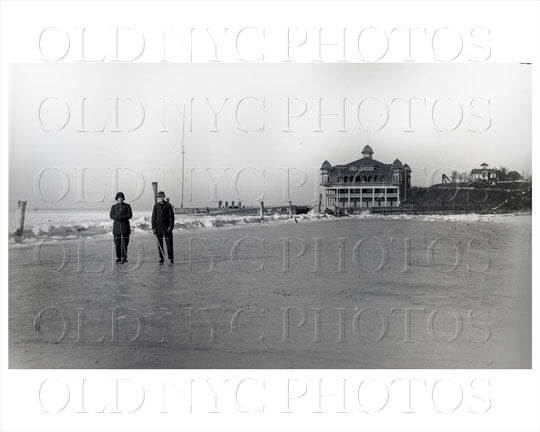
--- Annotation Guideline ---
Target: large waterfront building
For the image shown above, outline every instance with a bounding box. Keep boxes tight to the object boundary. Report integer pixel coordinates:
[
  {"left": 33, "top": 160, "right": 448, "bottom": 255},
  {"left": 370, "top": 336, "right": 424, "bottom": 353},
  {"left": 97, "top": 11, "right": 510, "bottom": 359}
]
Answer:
[{"left": 320, "top": 145, "right": 411, "bottom": 209}]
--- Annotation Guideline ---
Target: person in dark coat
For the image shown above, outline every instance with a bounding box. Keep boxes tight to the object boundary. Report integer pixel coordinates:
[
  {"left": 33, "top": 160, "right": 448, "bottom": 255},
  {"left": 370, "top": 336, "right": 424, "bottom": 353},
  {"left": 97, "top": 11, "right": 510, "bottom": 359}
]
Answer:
[
  {"left": 151, "top": 191, "right": 175, "bottom": 265},
  {"left": 110, "top": 192, "right": 133, "bottom": 263}
]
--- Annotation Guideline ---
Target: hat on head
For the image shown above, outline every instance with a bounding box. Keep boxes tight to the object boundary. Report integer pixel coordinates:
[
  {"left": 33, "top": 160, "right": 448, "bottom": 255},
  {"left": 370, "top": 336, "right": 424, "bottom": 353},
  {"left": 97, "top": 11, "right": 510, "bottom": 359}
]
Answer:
[
  {"left": 115, "top": 192, "right": 125, "bottom": 200},
  {"left": 157, "top": 191, "right": 165, "bottom": 198}
]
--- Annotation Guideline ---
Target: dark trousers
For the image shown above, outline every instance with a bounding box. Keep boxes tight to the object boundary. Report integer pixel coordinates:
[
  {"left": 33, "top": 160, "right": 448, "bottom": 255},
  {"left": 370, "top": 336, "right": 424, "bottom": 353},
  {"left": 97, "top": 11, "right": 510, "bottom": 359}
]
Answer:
[
  {"left": 156, "top": 232, "right": 174, "bottom": 260},
  {"left": 114, "top": 235, "right": 129, "bottom": 259}
]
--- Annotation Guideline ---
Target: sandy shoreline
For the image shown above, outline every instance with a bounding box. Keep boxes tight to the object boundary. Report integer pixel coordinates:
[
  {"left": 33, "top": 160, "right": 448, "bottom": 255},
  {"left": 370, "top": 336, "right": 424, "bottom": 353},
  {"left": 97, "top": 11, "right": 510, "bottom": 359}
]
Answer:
[{"left": 9, "top": 216, "right": 532, "bottom": 368}]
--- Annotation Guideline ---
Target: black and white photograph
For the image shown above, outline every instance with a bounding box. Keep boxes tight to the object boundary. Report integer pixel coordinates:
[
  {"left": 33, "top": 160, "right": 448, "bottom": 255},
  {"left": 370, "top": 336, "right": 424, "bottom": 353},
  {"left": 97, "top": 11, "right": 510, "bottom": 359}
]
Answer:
[
  {"left": 7, "top": 62, "right": 533, "bottom": 369},
  {"left": 1, "top": 1, "right": 539, "bottom": 432}
]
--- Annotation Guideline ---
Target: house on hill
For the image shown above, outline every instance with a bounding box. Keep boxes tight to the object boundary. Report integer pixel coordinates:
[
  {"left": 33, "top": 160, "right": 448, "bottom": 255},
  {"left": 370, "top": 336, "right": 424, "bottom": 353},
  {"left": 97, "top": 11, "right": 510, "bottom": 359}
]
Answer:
[
  {"left": 470, "top": 163, "right": 500, "bottom": 181},
  {"left": 470, "top": 163, "right": 524, "bottom": 183}
]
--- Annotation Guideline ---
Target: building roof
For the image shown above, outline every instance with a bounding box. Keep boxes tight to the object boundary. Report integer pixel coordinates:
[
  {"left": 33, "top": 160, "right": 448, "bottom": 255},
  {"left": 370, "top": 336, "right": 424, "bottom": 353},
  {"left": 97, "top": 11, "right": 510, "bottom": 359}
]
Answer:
[
  {"left": 336, "top": 157, "right": 387, "bottom": 169},
  {"left": 320, "top": 145, "right": 410, "bottom": 176},
  {"left": 505, "top": 171, "right": 523, "bottom": 179}
]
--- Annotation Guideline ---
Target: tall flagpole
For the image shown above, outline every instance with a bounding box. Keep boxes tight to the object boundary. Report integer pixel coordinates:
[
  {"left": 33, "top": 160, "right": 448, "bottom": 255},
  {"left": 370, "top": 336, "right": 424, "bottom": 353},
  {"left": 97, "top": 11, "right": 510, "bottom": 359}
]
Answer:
[{"left": 180, "top": 104, "right": 186, "bottom": 209}]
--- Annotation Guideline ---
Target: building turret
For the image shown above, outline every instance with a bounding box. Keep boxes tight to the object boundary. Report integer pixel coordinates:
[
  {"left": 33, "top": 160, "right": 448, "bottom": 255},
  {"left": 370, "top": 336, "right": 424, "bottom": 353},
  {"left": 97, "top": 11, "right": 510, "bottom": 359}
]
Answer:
[
  {"left": 321, "top": 160, "right": 331, "bottom": 170},
  {"left": 362, "top": 145, "right": 374, "bottom": 159},
  {"left": 320, "top": 160, "right": 332, "bottom": 185}
]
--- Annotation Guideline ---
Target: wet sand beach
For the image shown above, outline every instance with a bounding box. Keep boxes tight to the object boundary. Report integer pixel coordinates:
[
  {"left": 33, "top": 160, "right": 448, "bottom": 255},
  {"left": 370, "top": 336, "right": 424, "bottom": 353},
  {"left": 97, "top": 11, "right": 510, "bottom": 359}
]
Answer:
[{"left": 9, "top": 216, "right": 531, "bottom": 368}]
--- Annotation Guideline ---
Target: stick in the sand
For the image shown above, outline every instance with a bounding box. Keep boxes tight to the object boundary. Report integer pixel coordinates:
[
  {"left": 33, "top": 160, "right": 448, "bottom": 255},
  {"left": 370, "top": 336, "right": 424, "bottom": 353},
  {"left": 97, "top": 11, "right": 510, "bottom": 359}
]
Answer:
[{"left": 259, "top": 200, "right": 264, "bottom": 221}]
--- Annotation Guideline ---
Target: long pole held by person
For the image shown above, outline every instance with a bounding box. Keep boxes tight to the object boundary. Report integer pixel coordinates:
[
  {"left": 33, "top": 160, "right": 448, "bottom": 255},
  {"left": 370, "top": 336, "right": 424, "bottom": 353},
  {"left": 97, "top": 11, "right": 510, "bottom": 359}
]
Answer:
[
  {"left": 119, "top": 218, "right": 125, "bottom": 261},
  {"left": 153, "top": 230, "right": 167, "bottom": 262}
]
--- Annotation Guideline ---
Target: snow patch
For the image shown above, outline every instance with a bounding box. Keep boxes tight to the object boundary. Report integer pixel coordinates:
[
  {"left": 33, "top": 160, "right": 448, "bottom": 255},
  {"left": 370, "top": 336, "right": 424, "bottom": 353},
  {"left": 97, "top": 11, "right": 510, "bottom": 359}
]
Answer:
[{"left": 8, "top": 209, "right": 528, "bottom": 246}]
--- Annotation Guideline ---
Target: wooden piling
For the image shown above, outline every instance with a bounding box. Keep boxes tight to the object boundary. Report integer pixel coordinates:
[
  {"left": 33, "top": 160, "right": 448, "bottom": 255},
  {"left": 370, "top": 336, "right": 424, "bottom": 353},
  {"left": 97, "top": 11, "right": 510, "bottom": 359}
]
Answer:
[
  {"left": 288, "top": 200, "right": 293, "bottom": 218},
  {"left": 15, "top": 200, "right": 27, "bottom": 237},
  {"left": 152, "top": 182, "right": 158, "bottom": 205},
  {"left": 259, "top": 201, "right": 264, "bottom": 221}
]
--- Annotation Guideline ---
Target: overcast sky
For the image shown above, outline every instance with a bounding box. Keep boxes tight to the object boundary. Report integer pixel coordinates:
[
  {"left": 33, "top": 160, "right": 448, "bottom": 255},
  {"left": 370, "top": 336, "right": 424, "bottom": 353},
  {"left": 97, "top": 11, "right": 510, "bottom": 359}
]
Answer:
[{"left": 9, "top": 63, "right": 531, "bottom": 210}]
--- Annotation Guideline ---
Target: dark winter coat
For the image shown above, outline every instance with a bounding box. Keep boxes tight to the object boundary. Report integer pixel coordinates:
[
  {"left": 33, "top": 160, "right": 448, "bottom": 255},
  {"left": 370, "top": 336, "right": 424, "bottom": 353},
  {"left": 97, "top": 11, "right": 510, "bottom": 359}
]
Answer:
[
  {"left": 152, "top": 201, "right": 175, "bottom": 233},
  {"left": 110, "top": 202, "right": 133, "bottom": 236}
]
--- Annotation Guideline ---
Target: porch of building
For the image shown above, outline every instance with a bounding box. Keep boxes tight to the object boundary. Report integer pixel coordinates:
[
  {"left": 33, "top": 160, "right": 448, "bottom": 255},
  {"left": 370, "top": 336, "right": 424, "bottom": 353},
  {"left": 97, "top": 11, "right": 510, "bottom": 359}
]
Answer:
[{"left": 323, "top": 185, "right": 401, "bottom": 208}]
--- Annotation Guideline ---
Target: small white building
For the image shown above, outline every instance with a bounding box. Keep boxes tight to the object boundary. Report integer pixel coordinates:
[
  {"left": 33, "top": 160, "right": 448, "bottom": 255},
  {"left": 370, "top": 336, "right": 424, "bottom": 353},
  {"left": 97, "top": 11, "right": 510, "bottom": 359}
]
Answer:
[{"left": 470, "top": 163, "right": 499, "bottom": 181}]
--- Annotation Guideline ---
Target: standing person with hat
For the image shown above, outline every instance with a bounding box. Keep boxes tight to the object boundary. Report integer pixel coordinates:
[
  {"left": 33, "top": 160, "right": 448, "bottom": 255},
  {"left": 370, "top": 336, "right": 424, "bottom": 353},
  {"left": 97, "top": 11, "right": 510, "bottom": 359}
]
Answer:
[
  {"left": 110, "top": 192, "right": 133, "bottom": 264},
  {"left": 151, "top": 191, "right": 175, "bottom": 265}
]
